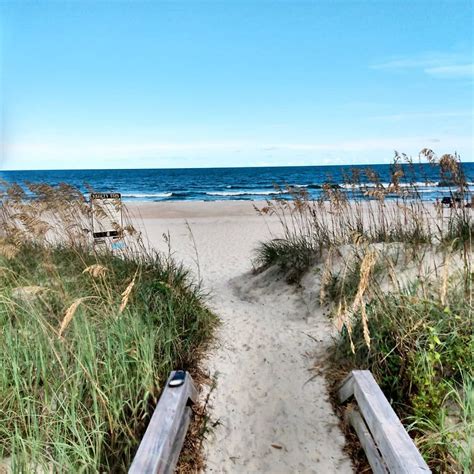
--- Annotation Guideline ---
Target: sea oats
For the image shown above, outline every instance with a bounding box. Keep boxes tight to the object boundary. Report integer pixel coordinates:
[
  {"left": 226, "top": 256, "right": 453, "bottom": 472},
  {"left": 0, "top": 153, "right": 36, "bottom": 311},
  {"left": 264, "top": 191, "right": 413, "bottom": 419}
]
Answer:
[
  {"left": 440, "top": 253, "right": 452, "bottom": 306},
  {"left": 58, "top": 298, "right": 87, "bottom": 337},
  {"left": 351, "top": 250, "right": 377, "bottom": 349},
  {"left": 0, "top": 242, "right": 19, "bottom": 260},
  {"left": 83, "top": 264, "right": 108, "bottom": 278},
  {"left": 119, "top": 273, "right": 137, "bottom": 313}
]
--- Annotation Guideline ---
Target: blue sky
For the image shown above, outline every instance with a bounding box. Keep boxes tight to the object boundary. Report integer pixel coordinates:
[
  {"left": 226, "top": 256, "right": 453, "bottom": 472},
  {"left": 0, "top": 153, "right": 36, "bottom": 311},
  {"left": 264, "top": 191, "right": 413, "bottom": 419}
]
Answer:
[{"left": 0, "top": 0, "right": 472, "bottom": 170}]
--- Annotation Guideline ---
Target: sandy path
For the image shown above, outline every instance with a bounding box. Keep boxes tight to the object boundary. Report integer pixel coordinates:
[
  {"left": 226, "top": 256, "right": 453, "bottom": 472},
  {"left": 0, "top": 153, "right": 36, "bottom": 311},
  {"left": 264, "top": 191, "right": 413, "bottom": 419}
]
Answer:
[{"left": 130, "top": 202, "right": 353, "bottom": 473}]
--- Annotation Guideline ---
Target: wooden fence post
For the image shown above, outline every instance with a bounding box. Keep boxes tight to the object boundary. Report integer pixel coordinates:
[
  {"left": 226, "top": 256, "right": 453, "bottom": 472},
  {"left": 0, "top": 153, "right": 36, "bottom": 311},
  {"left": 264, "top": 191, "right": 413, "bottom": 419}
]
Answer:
[{"left": 129, "top": 371, "right": 198, "bottom": 474}]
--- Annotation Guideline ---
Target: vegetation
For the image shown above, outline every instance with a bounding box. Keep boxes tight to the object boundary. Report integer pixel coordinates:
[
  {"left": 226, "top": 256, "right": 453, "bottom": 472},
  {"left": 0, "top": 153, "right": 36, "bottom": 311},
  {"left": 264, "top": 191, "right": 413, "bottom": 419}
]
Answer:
[
  {"left": 327, "top": 249, "right": 472, "bottom": 472},
  {"left": 0, "top": 183, "right": 216, "bottom": 472},
  {"left": 255, "top": 151, "right": 473, "bottom": 472},
  {"left": 255, "top": 150, "right": 472, "bottom": 278}
]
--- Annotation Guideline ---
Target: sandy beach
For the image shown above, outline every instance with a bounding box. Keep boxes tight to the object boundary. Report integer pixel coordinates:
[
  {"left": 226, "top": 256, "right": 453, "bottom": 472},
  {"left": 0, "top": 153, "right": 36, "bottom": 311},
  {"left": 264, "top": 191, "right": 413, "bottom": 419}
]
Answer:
[
  {"left": 2, "top": 0, "right": 470, "bottom": 470},
  {"left": 127, "top": 201, "right": 353, "bottom": 473}
]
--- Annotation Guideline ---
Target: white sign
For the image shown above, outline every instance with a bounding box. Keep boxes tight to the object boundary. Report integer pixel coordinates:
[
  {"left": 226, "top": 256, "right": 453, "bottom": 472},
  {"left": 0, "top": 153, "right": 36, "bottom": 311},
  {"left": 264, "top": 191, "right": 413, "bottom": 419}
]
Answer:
[{"left": 90, "top": 192, "right": 123, "bottom": 239}]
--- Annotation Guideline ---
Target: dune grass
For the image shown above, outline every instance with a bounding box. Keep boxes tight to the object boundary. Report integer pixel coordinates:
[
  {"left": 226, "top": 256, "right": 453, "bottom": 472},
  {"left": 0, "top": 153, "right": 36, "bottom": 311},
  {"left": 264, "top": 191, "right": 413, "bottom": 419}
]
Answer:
[
  {"left": 254, "top": 151, "right": 472, "bottom": 280},
  {"left": 0, "top": 183, "right": 216, "bottom": 471},
  {"left": 254, "top": 151, "right": 473, "bottom": 472},
  {"left": 328, "top": 254, "right": 473, "bottom": 472}
]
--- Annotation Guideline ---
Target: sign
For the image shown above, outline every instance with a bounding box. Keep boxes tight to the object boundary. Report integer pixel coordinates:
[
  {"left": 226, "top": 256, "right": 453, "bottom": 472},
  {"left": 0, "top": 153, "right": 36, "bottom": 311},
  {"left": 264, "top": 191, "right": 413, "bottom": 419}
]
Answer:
[{"left": 90, "top": 192, "right": 123, "bottom": 239}]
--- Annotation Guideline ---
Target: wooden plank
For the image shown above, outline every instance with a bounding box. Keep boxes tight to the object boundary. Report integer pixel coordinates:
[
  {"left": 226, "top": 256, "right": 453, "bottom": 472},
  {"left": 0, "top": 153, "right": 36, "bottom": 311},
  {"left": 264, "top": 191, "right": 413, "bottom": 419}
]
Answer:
[
  {"left": 346, "top": 407, "right": 389, "bottom": 474},
  {"left": 338, "top": 372, "right": 355, "bottom": 403},
  {"left": 129, "top": 371, "right": 197, "bottom": 474},
  {"left": 167, "top": 407, "right": 192, "bottom": 473},
  {"left": 351, "top": 370, "right": 430, "bottom": 473}
]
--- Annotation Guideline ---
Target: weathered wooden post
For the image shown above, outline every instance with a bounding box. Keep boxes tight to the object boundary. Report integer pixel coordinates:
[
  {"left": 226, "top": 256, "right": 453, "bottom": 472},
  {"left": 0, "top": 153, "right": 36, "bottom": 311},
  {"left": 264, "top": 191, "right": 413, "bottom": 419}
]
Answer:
[
  {"left": 338, "top": 370, "right": 431, "bottom": 474},
  {"left": 129, "top": 371, "right": 198, "bottom": 474}
]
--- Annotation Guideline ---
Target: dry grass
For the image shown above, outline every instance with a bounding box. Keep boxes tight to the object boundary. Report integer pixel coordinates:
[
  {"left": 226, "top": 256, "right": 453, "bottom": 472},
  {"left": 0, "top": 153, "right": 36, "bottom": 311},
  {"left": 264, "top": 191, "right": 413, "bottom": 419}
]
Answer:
[
  {"left": 254, "top": 151, "right": 472, "bottom": 280},
  {"left": 119, "top": 272, "right": 137, "bottom": 314},
  {"left": 83, "top": 264, "right": 109, "bottom": 278},
  {"left": 58, "top": 298, "right": 84, "bottom": 336}
]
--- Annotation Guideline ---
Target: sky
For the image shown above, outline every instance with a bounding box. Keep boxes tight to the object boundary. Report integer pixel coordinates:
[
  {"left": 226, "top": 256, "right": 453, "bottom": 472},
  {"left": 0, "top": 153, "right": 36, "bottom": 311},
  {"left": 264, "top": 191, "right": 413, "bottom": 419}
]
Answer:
[{"left": 0, "top": 0, "right": 472, "bottom": 170}]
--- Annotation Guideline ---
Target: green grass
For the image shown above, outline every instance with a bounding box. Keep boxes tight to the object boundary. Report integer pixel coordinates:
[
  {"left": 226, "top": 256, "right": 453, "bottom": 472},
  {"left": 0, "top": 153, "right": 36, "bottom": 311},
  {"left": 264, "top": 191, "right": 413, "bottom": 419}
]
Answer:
[
  {"left": 254, "top": 236, "right": 320, "bottom": 283},
  {"left": 443, "top": 212, "right": 474, "bottom": 250},
  {"left": 331, "top": 270, "right": 473, "bottom": 472},
  {"left": 0, "top": 241, "right": 216, "bottom": 472}
]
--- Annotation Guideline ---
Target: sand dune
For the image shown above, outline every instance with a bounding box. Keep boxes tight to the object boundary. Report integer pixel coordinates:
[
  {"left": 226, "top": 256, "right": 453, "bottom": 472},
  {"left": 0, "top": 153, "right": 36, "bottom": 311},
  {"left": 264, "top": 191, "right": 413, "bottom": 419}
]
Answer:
[{"left": 128, "top": 201, "right": 353, "bottom": 473}]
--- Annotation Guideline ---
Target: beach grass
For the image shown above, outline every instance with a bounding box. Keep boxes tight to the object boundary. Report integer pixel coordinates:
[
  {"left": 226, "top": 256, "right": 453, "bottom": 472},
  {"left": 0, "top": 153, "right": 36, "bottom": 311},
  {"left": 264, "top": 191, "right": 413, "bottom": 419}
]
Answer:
[
  {"left": 0, "top": 183, "right": 216, "bottom": 471},
  {"left": 254, "top": 151, "right": 473, "bottom": 472},
  {"left": 327, "top": 251, "right": 473, "bottom": 472},
  {"left": 254, "top": 151, "right": 471, "bottom": 275}
]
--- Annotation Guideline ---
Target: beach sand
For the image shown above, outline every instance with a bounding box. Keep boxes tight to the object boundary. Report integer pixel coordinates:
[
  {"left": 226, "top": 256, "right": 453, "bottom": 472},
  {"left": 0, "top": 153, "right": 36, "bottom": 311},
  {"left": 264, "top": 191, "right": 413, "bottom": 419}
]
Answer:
[{"left": 127, "top": 201, "right": 353, "bottom": 473}]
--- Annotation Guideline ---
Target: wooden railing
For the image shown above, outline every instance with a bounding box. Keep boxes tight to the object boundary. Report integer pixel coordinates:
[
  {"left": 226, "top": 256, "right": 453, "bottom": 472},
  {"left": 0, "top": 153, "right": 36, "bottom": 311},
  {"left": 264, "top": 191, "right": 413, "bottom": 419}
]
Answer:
[
  {"left": 129, "top": 371, "right": 197, "bottom": 474},
  {"left": 338, "top": 370, "right": 431, "bottom": 474}
]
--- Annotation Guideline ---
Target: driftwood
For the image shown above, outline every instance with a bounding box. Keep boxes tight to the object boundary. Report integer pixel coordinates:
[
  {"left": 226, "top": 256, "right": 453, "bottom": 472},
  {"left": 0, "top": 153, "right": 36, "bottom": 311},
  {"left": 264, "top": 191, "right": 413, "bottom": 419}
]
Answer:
[
  {"left": 338, "top": 370, "right": 430, "bottom": 474},
  {"left": 129, "top": 371, "right": 198, "bottom": 474}
]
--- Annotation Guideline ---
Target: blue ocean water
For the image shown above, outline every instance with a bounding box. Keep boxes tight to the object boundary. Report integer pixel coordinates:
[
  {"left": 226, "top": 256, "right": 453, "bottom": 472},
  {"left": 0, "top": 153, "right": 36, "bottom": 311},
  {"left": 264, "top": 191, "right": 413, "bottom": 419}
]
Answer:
[{"left": 1, "top": 163, "right": 473, "bottom": 202}]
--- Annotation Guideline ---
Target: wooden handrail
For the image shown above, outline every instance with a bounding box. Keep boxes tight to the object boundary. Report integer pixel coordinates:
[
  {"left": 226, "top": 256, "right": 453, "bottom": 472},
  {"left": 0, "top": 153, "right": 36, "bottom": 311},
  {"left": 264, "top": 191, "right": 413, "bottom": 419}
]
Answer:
[
  {"left": 129, "top": 371, "right": 198, "bottom": 474},
  {"left": 338, "top": 370, "right": 430, "bottom": 474}
]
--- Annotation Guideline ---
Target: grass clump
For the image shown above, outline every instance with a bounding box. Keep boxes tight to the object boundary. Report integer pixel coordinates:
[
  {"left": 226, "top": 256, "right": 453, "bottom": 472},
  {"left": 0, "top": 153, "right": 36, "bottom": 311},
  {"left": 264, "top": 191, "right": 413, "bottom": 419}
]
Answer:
[
  {"left": 0, "top": 183, "right": 216, "bottom": 472},
  {"left": 255, "top": 150, "right": 472, "bottom": 471},
  {"left": 254, "top": 236, "right": 319, "bottom": 283}
]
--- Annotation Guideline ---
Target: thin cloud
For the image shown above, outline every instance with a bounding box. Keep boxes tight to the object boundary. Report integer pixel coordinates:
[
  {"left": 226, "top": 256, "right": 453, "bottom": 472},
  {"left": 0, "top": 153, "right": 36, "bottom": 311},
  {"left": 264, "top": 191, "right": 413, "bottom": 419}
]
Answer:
[
  {"left": 371, "top": 52, "right": 473, "bottom": 79},
  {"left": 372, "top": 111, "right": 473, "bottom": 121},
  {"left": 425, "top": 64, "right": 474, "bottom": 78}
]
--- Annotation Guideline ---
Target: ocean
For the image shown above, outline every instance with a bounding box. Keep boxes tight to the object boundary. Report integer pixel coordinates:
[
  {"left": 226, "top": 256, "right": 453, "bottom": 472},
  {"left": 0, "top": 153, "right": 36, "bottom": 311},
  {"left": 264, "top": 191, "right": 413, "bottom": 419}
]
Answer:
[{"left": 1, "top": 163, "right": 473, "bottom": 202}]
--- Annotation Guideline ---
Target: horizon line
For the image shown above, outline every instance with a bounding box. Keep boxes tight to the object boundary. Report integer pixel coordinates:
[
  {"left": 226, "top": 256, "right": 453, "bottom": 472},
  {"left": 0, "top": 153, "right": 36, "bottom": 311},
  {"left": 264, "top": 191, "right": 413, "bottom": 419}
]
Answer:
[{"left": 3, "top": 159, "right": 474, "bottom": 173}]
